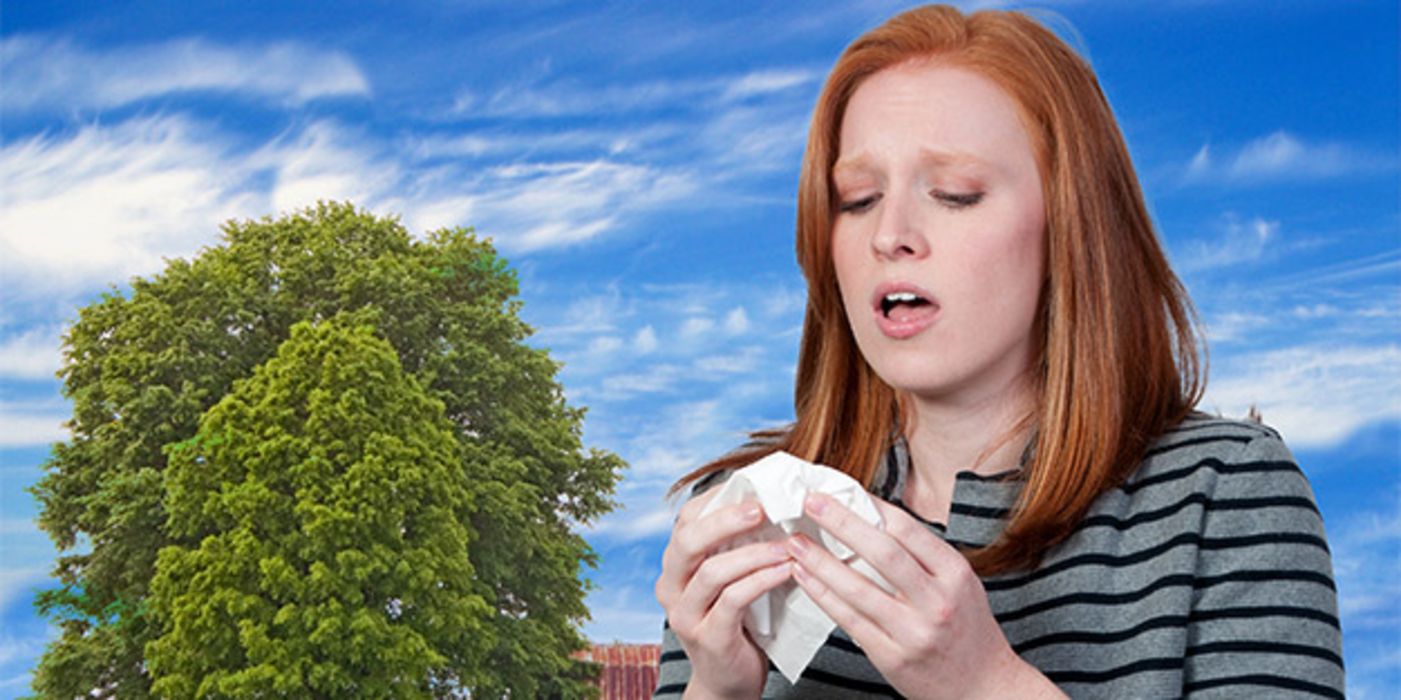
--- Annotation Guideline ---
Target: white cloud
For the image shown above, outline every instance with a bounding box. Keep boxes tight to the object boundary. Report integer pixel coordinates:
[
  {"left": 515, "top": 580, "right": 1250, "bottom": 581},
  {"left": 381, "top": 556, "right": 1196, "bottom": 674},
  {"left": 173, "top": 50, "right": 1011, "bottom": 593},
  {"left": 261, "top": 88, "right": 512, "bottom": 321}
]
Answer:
[
  {"left": 1187, "top": 144, "right": 1212, "bottom": 177},
  {"left": 0, "top": 113, "right": 706, "bottom": 302},
  {"left": 1, "top": 35, "right": 368, "bottom": 113},
  {"left": 259, "top": 121, "right": 402, "bottom": 216},
  {"left": 1183, "top": 131, "right": 1392, "bottom": 183},
  {"left": 1177, "top": 215, "right": 1278, "bottom": 273},
  {"left": 0, "top": 326, "right": 63, "bottom": 380},
  {"left": 580, "top": 584, "right": 664, "bottom": 644},
  {"left": 694, "top": 346, "right": 763, "bottom": 375},
  {"left": 634, "top": 326, "right": 659, "bottom": 354},
  {"left": 587, "top": 336, "right": 624, "bottom": 355},
  {"left": 470, "top": 160, "right": 695, "bottom": 252},
  {"left": 0, "top": 405, "right": 67, "bottom": 447},
  {"left": 720, "top": 68, "right": 820, "bottom": 101},
  {"left": 0, "top": 116, "right": 264, "bottom": 300},
  {"left": 585, "top": 506, "right": 676, "bottom": 543},
  {"left": 724, "top": 306, "right": 750, "bottom": 335},
  {"left": 1204, "top": 344, "right": 1401, "bottom": 448},
  {"left": 584, "top": 364, "right": 685, "bottom": 402},
  {"left": 455, "top": 67, "right": 818, "bottom": 119},
  {"left": 1200, "top": 311, "right": 1271, "bottom": 345},
  {"left": 679, "top": 317, "right": 716, "bottom": 339}
]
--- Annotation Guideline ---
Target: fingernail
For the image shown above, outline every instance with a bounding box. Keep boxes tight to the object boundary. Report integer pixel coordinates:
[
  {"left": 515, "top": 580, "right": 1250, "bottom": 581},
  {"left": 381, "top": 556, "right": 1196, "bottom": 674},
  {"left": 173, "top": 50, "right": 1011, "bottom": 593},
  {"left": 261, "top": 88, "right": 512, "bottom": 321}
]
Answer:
[
  {"left": 805, "top": 493, "right": 827, "bottom": 516},
  {"left": 744, "top": 503, "right": 762, "bottom": 522},
  {"left": 792, "top": 562, "right": 810, "bottom": 583},
  {"left": 786, "top": 535, "right": 810, "bottom": 556},
  {"left": 770, "top": 543, "right": 788, "bottom": 559}
]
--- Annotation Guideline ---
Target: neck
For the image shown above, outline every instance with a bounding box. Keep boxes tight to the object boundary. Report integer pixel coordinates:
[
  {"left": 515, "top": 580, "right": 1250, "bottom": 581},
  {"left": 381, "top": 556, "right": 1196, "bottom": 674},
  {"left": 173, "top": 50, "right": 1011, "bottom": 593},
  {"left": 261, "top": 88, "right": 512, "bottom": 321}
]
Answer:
[{"left": 898, "top": 376, "right": 1035, "bottom": 522}]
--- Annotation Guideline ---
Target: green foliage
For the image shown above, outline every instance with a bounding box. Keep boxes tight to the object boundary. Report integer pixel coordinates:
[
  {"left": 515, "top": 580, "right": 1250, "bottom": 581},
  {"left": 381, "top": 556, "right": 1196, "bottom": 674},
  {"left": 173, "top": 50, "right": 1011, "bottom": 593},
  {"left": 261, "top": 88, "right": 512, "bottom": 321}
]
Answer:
[
  {"left": 29, "top": 203, "right": 621, "bottom": 698},
  {"left": 148, "top": 319, "right": 492, "bottom": 697}
]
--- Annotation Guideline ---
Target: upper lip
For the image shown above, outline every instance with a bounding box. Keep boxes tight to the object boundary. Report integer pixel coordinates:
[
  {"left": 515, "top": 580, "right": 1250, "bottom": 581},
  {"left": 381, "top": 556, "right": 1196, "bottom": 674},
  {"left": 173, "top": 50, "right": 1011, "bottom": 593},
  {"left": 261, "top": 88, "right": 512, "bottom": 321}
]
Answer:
[{"left": 870, "top": 281, "right": 938, "bottom": 315}]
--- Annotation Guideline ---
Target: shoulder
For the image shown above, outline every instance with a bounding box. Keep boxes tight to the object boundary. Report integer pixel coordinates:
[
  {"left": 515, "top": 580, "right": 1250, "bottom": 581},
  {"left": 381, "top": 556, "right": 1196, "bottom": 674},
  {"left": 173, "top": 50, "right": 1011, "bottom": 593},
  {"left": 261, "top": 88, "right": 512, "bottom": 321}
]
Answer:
[
  {"left": 1123, "top": 413, "right": 1310, "bottom": 497},
  {"left": 1108, "top": 414, "right": 1325, "bottom": 544}
]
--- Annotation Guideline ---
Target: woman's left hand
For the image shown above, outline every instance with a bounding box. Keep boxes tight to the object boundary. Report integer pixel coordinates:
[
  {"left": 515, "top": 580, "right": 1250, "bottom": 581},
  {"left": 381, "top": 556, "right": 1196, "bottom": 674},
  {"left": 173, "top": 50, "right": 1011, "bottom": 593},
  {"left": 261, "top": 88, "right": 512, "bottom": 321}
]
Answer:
[{"left": 785, "top": 493, "right": 1066, "bottom": 700}]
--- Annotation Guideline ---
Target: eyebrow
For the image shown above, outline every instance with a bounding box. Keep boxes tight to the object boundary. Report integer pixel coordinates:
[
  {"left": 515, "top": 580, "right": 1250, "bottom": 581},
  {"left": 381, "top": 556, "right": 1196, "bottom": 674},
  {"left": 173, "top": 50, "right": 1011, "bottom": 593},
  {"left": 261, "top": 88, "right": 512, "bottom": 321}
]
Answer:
[{"left": 832, "top": 148, "right": 988, "bottom": 177}]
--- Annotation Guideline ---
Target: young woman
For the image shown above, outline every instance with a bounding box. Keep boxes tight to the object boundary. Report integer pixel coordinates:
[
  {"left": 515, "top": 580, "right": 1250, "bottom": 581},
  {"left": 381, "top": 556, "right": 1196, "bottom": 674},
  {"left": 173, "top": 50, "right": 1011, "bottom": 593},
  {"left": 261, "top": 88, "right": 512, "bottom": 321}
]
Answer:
[{"left": 653, "top": 5, "right": 1343, "bottom": 699}]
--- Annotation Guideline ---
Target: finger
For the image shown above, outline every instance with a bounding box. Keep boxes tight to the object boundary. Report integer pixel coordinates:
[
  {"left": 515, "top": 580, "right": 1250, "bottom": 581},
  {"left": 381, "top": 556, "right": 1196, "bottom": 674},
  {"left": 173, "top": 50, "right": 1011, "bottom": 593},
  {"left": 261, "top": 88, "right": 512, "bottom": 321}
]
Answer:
[
  {"left": 661, "top": 500, "right": 765, "bottom": 591},
  {"left": 785, "top": 532, "right": 912, "bottom": 638},
  {"left": 679, "top": 540, "right": 790, "bottom": 618},
  {"left": 870, "top": 497, "right": 966, "bottom": 576},
  {"left": 675, "top": 486, "right": 721, "bottom": 525},
  {"left": 791, "top": 560, "right": 897, "bottom": 660},
  {"left": 702, "top": 559, "right": 793, "bottom": 637},
  {"left": 802, "top": 493, "right": 930, "bottom": 599}
]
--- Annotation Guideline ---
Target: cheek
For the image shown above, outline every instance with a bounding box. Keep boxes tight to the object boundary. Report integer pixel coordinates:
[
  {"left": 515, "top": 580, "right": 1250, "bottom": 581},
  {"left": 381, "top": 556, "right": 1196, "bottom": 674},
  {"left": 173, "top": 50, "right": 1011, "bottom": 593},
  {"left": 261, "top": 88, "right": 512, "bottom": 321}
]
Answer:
[{"left": 957, "top": 216, "right": 1045, "bottom": 317}]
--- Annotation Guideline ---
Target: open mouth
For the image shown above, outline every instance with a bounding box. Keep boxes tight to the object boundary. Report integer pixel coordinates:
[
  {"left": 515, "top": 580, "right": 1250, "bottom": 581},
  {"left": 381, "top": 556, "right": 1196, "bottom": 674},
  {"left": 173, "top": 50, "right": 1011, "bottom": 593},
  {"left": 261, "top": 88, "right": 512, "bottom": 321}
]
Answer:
[{"left": 880, "top": 291, "right": 934, "bottom": 322}]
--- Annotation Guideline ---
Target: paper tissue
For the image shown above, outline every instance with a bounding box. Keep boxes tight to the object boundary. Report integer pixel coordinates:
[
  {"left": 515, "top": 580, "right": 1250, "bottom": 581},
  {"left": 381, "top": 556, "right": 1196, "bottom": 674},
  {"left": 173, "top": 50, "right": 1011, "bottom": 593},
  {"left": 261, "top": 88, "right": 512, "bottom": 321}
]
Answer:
[{"left": 698, "top": 451, "right": 893, "bottom": 682}]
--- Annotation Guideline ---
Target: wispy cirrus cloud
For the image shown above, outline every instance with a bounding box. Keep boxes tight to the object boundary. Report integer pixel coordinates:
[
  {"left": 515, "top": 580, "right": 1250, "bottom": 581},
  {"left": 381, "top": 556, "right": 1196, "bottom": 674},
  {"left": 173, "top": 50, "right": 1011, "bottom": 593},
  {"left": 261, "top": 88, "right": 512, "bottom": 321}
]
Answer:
[
  {"left": 1184, "top": 130, "right": 1393, "bottom": 183},
  {"left": 1204, "top": 343, "right": 1401, "bottom": 449},
  {"left": 0, "top": 326, "right": 63, "bottom": 381},
  {"left": 531, "top": 281, "right": 803, "bottom": 543},
  {"left": 1, "top": 35, "right": 369, "bottom": 113},
  {"left": 452, "top": 67, "right": 820, "bottom": 119},
  {"left": 1174, "top": 213, "right": 1280, "bottom": 273},
  {"left": 0, "top": 113, "right": 701, "bottom": 302},
  {"left": 0, "top": 116, "right": 264, "bottom": 300},
  {"left": 0, "top": 404, "right": 66, "bottom": 448}
]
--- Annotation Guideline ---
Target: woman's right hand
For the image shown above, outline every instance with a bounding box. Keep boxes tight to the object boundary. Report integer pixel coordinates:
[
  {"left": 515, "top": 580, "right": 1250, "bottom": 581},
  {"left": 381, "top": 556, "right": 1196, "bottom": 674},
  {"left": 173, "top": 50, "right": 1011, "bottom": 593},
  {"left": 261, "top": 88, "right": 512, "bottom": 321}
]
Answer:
[{"left": 655, "top": 489, "right": 792, "bottom": 699}]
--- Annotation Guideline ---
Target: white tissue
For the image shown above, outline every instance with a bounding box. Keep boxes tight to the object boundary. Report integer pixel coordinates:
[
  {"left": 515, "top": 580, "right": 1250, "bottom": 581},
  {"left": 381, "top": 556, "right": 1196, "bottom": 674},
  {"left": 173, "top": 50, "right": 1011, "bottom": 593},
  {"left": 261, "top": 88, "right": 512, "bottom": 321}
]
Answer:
[{"left": 698, "top": 451, "right": 893, "bottom": 682}]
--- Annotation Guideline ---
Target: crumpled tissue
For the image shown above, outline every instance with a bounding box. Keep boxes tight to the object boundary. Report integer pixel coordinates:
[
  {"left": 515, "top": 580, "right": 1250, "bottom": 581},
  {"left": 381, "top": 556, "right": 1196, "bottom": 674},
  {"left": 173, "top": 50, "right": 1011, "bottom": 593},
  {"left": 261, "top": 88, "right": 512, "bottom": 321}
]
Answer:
[{"left": 698, "top": 451, "right": 893, "bottom": 682}]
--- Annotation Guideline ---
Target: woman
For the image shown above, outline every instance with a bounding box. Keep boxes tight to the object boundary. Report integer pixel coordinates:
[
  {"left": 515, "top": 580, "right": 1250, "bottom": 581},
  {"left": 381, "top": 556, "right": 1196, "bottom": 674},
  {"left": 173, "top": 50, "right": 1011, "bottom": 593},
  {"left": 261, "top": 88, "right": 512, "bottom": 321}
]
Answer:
[{"left": 653, "top": 5, "right": 1343, "bottom": 699}]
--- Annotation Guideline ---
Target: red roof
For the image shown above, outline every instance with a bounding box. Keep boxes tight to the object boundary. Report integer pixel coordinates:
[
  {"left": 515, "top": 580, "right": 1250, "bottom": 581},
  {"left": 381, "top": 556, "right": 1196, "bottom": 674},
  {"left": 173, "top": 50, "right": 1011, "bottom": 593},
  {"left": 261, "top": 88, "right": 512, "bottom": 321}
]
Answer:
[{"left": 574, "top": 643, "right": 661, "bottom": 699}]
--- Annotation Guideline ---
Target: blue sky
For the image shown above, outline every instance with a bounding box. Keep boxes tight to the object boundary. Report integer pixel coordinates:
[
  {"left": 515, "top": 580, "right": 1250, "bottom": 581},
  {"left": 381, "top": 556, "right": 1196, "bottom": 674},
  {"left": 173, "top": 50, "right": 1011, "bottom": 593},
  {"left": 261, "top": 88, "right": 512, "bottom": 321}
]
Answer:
[{"left": 1, "top": 0, "right": 1397, "bottom": 696}]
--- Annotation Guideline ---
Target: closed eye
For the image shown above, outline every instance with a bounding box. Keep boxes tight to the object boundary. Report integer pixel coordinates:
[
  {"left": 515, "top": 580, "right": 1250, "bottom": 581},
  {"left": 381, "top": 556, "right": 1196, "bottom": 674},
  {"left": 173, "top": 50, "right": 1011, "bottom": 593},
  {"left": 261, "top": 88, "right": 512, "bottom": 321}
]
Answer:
[
  {"left": 933, "top": 190, "right": 984, "bottom": 209},
  {"left": 838, "top": 194, "right": 881, "bottom": 214}
]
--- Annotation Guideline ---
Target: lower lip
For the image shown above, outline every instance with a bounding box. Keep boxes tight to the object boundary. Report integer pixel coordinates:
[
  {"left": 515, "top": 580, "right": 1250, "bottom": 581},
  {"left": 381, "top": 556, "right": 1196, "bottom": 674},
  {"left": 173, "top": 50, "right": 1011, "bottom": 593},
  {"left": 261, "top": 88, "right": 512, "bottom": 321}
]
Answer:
[{"left": 875, "top": 305, "right": 940, "bottom": 339}]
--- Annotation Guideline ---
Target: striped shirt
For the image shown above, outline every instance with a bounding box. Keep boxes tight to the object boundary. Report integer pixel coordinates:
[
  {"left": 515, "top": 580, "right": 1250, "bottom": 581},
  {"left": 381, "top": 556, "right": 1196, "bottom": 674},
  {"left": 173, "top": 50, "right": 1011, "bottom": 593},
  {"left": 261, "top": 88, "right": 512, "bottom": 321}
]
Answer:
[{"left": 653, "top": 416, "right": 1345, "bottom": 698}]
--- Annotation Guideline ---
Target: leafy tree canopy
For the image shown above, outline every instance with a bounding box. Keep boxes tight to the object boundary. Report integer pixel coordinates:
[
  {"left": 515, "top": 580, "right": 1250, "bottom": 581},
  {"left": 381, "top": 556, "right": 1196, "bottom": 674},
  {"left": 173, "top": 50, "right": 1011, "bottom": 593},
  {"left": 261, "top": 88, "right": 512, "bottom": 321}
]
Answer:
[
  {"left": 29, "top": 202, "right": 622, "bottom": 698},
  {"left": 150, "top": 318, "right": 493, "bottom": 697}
]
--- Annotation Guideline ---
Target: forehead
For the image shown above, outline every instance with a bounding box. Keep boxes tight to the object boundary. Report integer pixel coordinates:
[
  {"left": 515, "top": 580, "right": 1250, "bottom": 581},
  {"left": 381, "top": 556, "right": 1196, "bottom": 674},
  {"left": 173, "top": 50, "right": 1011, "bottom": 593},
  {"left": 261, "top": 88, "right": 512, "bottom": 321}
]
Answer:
[{"left": 835, "top": 62, "right": 1035, "bottom": 175}]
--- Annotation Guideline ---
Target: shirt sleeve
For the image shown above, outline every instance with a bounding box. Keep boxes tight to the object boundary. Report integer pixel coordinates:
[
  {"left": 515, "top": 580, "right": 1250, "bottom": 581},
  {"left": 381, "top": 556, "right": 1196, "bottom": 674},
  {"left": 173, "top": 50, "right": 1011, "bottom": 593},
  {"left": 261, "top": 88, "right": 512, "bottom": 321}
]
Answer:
[
  {"left": 1181, "top": 431, "right": 1345, "bottom": 698},
  {"left": 653, "top": 620, "right": 692, "bottom": 698}
]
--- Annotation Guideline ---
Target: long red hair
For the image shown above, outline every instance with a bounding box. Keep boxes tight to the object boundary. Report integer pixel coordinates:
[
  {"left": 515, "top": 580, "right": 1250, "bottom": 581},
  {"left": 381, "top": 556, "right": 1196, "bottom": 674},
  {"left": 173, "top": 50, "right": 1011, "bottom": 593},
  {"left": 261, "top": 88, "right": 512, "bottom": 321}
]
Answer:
[{"left": 673, "top": 4, "right": 1203, "bottom": 575}]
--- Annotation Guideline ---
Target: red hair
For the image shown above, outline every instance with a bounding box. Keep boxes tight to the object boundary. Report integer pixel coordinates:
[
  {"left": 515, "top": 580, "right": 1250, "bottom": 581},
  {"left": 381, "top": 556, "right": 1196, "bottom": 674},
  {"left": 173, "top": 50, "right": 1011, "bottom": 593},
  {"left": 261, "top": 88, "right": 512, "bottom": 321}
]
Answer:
[{"left": 674, "top": 4, "right": 1203, "bottom": 574}]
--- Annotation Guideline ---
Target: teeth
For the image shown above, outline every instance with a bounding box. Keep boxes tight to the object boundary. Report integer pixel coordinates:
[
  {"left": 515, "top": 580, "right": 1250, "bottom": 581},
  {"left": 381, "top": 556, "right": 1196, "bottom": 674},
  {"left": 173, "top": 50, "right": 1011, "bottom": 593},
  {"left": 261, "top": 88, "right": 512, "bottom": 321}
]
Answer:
[{"left": 880, "top": 291, "right": 925, "bottom": 317}]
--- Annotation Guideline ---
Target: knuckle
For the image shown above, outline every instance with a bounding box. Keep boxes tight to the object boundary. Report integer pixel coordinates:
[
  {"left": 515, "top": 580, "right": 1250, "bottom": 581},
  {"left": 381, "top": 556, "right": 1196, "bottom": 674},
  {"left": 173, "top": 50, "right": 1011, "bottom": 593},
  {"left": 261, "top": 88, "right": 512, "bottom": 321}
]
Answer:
[
  {"left": 887, "top": 516, "right": 917, "bottom": 542},
  {"left": 947, "top": 561, "right": 978, "bottom": 591},
  {"left": 693, "top": 559, "right": 723, "bottom": 589},
  {"left": 718, "top": 579, "right": 752, "bottom": 609},
  {"left": 873, "top": 544, "right": 905, "bottom": 573},
  {"left": 655, "top": 575, "right": 680, "bottom": 609},
  {"left": 929, "top": 601, "right": 955, "bottom": 627},
  {"left": 908, "top": 623, "right": 939, "bottom": 652}
]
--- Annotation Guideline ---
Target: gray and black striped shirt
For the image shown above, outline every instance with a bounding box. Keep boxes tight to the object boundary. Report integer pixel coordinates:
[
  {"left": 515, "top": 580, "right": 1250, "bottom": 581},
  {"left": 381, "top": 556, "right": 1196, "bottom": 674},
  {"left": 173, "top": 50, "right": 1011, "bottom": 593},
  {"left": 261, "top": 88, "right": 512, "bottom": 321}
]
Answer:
[{"left": 654, "top": 416, "right": 1344, "bottom": 698}]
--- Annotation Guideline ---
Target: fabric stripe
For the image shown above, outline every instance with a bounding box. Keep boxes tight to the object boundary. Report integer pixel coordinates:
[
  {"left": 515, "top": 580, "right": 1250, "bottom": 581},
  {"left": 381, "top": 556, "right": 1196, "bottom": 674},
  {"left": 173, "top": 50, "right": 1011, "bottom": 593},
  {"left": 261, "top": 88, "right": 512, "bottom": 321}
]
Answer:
[{"left": 653, "top": 417, "right": 1343, "bottom": 699}]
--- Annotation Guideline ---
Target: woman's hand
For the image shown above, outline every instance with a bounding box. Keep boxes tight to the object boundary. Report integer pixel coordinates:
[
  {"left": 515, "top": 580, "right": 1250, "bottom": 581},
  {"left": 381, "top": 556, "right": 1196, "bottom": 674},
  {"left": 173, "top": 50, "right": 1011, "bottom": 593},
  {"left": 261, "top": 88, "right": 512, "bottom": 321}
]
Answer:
[
  {"left": 785, "top": 494, "right": 1066, "bottom": 700},
  {"left": 655, "top": 489, "right": 792, "bottom": 699}
]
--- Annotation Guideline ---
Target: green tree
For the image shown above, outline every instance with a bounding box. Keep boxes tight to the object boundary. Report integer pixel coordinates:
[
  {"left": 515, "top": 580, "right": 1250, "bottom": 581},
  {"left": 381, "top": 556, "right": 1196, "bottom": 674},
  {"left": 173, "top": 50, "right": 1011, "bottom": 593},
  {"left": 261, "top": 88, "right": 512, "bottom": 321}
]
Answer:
[
  {"left": 149, "top": 318, "right": 493, "bottom": 697},
  {"left": 29, "top": 203, "right": 621, "bottom": 698}
]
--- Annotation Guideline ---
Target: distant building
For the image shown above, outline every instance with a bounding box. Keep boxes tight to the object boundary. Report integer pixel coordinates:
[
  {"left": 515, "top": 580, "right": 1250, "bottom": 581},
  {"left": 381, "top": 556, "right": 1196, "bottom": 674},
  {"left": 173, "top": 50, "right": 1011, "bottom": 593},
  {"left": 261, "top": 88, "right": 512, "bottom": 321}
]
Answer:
[{"left": 575, "top": 643, "right": 660, "bottom": 699}]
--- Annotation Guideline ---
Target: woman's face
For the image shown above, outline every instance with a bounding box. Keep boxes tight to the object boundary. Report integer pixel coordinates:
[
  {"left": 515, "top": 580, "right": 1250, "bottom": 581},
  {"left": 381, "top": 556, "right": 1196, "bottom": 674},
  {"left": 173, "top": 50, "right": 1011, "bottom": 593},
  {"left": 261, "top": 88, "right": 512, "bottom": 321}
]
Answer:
[{"left": 832, "top": 62, "right": 1046, "bottom": 409}]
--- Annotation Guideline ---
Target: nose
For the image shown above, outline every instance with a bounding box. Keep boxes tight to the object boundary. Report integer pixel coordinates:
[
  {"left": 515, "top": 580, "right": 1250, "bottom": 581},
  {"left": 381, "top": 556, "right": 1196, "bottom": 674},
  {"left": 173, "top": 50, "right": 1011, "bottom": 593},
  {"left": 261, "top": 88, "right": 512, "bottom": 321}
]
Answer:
[{"left": 870, "top": 190, "right": 929, "bottom": 260}]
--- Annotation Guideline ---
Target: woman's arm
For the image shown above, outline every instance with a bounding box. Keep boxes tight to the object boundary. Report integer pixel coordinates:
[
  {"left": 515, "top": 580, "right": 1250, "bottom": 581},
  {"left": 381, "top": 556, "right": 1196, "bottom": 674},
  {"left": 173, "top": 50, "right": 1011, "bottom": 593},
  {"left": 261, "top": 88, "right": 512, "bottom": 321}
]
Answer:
[{"left": 1180, "top": 432, "right": 1345, "bottom": 698}]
